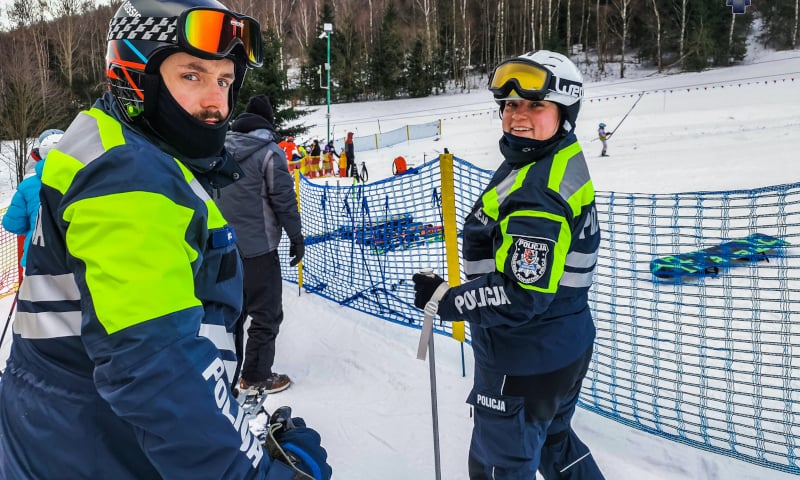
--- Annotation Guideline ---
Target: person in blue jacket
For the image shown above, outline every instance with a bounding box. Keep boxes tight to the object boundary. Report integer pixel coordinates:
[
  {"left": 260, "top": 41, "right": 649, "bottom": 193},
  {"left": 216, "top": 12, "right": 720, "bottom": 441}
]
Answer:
[
  {"left": 2, "top": 129, "right": 63, "bottom": 268},
  {"left": 0, "top": 0, "right": 331, "bottom": 479},
  {"left": 413, "top": 50, "right": 605, "bottom": 480}
]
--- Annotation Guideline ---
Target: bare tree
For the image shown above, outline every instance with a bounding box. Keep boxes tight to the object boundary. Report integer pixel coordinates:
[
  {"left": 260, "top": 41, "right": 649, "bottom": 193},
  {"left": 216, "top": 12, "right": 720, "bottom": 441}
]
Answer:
[
  {"left": 651, "top": 0, "right": 662, "bottom": 72},
  {"left": 8, "top": 0, "right": 50, "bottom": 104},
  {"left": 608, "top": 0, "right": 632, "bottom": 78},
  {"left": 414, "top": 0, "right": 433, "bottom": 61},
  {"left": 727, "top": 10, "right": 738, "bottom": 64},
  {"left": 50, "top": 0, "right": 91, "bottom": 89},
  {"left": 495, "top": 0, "right": 505, "bottom": 63},
  {"left": 674, "top": 0, "right": 688, "bottom": 70},
  {"left": 294, "top": 0, "right": 318, "bottom": 51},
  {"left": 794, "top": 0, "right": 799, "bottom": 47},
  {"left": 596, "top": 0, "right": 605, "bottom": 73},
  {"left": 0, "top": 35, "right": 67, "bottom": 186},
  {"left": 566, "top": 0, "right": 571, "bottom": 55}
]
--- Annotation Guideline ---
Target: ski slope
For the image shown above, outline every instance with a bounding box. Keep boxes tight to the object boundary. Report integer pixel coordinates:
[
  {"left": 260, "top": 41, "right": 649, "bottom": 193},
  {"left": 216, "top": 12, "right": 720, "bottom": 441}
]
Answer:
[{"left": 1, "top": 49, "right": 799, "bottom": 479}]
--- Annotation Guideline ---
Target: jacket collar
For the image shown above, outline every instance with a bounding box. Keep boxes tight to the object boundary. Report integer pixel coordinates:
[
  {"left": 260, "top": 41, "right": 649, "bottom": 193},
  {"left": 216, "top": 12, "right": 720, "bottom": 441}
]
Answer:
[{"left": 99, "top": 92, "right": 243, "bottom": 194}]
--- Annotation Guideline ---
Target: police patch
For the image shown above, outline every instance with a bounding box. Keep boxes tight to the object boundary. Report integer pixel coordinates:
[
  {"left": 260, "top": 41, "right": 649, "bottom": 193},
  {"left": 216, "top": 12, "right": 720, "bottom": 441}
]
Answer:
[{"left": 510, "top": 237, "right": 549, "bottom": 284}]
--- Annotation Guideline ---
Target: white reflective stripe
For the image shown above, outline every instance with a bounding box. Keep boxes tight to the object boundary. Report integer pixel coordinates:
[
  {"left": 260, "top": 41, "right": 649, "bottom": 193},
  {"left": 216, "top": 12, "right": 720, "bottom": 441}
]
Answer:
[
  {"left": 492, "top": 169, "right": 519, "bottom": 208},
  {"left": 559, "top": 270, "right": 594, "bottom": 288},
  {"left": 463, "top": 258, "right": 495, "bottom": 276},
  {"left": 55, "top": 112, "right": 105, "bottom": 165},
  {"left": 14, "top": 310, "right": 81, "bottom": 339},
  {"left": 198, "top": 323, "right": 235, "bottom": 353},
  {"left": 223, "top": 360, "right": 237, "bottom": 383},
  {"left": 198, "top": 323, "right": 237, "bottom": 381},
  {"left": 559, "top": 452, "right": 592, "bottom": 473},
  {"left": 188, "top": 178, "right": 211, "bottom": 202},
  {"left": 565, "top": 249, "right": 597, "bottom": 269},
  {"left": 18, "top": 274, "right": 81, "bottom": 302}
]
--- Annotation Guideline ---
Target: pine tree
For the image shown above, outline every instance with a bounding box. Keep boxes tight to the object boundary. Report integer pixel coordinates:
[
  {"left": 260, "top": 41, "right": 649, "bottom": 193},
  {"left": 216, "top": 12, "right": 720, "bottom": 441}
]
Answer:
[
  {"left": 371, "top": 1, "right": 405, "bottom": 99},
  {"left": 332, "top": 14, "right": 365, "bottom": 102},
  {"left": 755, "top": 0, "right": 799, "bottom": 50},
  {"left": 405, "top": 37, "right": 433, "bottom": 98},
  {"left": 300, "top": 0, "right": 335, "bottom": 106},
  {"left": 236, "top": 27, "right": 309, "bottom": 136}
]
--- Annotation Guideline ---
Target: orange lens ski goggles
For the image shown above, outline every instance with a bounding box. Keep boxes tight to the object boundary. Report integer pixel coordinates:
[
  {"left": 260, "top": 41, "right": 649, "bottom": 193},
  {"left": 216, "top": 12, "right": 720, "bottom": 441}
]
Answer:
[
  {"left": 488, "top": 59, "right": 552, "bottom": 101},
  {"left": 180, "top": 8, "right": 262, "bottom": 68}
]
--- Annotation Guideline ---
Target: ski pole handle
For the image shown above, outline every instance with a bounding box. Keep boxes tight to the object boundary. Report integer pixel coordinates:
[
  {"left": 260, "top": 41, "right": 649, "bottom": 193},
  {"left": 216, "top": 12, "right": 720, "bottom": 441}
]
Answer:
[{"left": 416, "top": 269, "right": 449, "bottom": 361}]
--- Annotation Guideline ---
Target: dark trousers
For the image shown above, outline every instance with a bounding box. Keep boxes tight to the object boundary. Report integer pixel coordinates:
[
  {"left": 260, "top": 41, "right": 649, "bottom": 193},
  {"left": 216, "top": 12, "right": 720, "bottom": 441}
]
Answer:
[
  {"left": 233, "top": 250, "right": 283, "bottom": 384},
  {"left": 467, "top": 346, "right": 604, "bottom": 480}
]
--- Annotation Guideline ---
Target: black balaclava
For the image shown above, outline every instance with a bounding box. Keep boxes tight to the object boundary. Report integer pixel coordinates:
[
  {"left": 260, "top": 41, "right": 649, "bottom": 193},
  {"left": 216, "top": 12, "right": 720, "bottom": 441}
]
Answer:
[
  {"left": 142, "top": 75, "right": 231, "bottom": 159},
  {"left": 137, "top": 49, "right": 240, "bottom": 159},
  {"left": 500, "top": 102, "right": 565, "bottom": 153}
]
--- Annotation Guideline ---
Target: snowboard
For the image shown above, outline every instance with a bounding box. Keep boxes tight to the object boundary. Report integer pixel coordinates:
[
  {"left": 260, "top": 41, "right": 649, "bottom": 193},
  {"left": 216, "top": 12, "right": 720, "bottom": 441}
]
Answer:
[{"left": 649, "top": 233, "right": 788, "bottom": 281}]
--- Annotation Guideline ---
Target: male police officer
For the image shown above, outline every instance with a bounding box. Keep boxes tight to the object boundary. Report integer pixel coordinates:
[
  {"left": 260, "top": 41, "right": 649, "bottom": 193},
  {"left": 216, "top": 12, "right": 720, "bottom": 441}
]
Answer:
[{"left": 0, "top": 1, "right": 330, "bottom": 478}]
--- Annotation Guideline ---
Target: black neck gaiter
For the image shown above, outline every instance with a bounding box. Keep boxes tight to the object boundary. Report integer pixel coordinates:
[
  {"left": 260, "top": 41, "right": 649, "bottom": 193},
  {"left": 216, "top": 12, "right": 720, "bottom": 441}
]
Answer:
[{"left": 145, "top": 76, "right": 231, "bottom": 159}]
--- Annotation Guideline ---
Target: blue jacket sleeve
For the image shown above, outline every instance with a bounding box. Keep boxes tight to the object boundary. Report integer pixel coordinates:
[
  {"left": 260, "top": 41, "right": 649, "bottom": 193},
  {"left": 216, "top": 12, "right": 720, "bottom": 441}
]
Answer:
[
  {"left": 2, "top": 183, "right": 32, "bottom": 235},
  {"left": 437, "top": 195, "right": 572, "bottom": 328}
]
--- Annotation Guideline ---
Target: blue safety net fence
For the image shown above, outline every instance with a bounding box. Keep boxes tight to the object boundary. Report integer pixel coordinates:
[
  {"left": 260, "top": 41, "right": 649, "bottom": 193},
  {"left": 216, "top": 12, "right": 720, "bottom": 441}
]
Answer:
[{"left": 275, "top": 157, "right": 800, "bottom": 475}]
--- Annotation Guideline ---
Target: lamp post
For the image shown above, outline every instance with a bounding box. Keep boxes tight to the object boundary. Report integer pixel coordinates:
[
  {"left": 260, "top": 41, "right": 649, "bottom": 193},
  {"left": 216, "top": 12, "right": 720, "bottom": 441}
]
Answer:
[{"left": 322, "top": 23, "right": 333, "bottom": 149}]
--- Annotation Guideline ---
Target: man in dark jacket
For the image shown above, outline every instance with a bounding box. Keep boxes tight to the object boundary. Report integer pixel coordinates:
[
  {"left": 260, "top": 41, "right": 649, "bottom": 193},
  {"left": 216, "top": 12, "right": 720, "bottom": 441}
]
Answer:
[
  {"left": 217, "top": 94, "right": 304, "bottom": 394},
  {"left": 0, "top": 1, "right": 329, "bottom": 478}
]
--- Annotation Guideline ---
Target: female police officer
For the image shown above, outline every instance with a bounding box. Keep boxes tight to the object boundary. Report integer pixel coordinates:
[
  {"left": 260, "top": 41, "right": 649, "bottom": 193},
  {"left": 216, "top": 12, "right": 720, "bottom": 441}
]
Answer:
[{"left": 413, "top": 50, "right": 604, "bottom": 480}]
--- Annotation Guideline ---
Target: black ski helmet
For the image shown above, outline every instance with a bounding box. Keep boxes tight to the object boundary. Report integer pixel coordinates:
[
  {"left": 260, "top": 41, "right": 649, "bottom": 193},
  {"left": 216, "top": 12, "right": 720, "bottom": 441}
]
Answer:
[{"left": 106, "top": 0, "right": 263, "bottom": 122}]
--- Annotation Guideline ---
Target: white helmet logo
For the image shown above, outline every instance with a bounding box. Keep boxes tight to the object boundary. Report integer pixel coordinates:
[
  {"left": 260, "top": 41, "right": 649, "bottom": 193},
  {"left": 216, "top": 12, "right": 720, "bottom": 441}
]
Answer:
[{"left": 554, "top": 77, "right": 582, "bottom": 98}]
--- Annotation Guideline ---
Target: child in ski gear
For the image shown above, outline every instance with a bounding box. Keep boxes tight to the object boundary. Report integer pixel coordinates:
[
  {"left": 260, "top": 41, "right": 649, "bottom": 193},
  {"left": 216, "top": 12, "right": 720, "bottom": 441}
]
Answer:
[
  {"left": 0, "top": 1, "right": 330, "bottom": 479},
  {"left": 2, "top": 129, "right": 63, "bottom": 268},
  {"left": 413, "top": 50, "right": 604, "bottom": 480},
  {"left": 278, "top": 135, "right": 302, "bottom": 163},
  {"left": 598, "top": 122, "right": 612, "bottom": 156},
  {"left": 217, "top": 94, "right": 303, "bottom": 395},
  {"left": 339, "top": 150, "right": 348, "bottom": 177}
]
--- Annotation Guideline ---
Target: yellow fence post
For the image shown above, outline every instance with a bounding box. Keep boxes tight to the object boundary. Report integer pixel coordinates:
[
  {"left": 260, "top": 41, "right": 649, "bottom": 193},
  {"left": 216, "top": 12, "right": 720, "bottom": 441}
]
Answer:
[
  {"left": 438, "top": 153, "right": 464, "bottom": 342},
  {"left": 294, "top": 169, "right": 303, "bottom": 295}
]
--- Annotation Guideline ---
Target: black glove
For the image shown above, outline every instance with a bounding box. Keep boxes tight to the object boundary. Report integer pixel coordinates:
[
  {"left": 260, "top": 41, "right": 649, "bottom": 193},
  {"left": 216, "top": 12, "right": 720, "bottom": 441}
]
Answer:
[
  {"left": 265, "top": 406, "right": 332, "bottom": 480},
  {"left": 289, "top": 235, "right": 305, "bottom": 267},
  {"left": 412, "top": 272, "right": 447, "bottom": 310}
]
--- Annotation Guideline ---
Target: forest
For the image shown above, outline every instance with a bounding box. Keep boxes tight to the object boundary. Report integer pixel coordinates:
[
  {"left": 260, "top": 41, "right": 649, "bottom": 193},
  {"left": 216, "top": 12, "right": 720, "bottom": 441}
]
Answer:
[{"left": 1, "top": 0, "right": 798, "bottom": 183}]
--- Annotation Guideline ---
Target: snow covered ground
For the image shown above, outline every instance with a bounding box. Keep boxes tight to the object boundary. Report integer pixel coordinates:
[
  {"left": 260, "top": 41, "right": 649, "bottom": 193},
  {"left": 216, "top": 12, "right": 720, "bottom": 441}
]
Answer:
[{"left": 1, "top": 48, "right": 799, "bottom": 479}]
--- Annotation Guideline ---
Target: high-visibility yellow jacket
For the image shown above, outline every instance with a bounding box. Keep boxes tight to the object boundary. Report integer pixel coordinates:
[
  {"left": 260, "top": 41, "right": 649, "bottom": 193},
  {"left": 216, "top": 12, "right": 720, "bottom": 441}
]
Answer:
[
  {"left": 0, "top": 93, "right": 293, "bottom": 479},
  {"left": 436, "top": 133, "right": 600, "bottom": 376}
]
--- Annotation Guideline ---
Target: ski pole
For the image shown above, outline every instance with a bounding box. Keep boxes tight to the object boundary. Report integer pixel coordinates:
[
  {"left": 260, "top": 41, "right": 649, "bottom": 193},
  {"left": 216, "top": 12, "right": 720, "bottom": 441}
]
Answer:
[
  {"left": 0, "top": 290, "right": 19, "bottom": 351},
  {"left": 416, "top": 269, "right": 449, "bottom": 480},
  {"left": 610, "top": 92, "right": 645, "bottom": 136}
]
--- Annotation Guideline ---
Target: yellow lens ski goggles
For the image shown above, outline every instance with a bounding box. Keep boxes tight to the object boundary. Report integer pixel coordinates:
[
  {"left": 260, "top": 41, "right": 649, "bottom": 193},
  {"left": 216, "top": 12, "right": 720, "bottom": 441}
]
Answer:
[
  {"left": 488, "top": 59, "right": 553, "bottom": 101},
  {"left": 180, "top": 8, "right": 262, "bottom": 68}
]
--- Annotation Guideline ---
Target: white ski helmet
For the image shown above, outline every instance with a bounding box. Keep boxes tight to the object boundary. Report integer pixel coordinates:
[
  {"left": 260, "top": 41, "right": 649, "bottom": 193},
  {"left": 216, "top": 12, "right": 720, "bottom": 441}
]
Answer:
[
  {"left": 489, "top": 50, "right": 583, "bottom": 134},
  {"left": 37, "top": 128, "right": 64, "bottom": 160}
]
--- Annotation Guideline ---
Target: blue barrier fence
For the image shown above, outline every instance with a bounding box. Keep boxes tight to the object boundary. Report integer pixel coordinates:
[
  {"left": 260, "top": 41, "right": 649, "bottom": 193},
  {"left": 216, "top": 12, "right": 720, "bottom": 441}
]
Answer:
[{"left": 275, "top": 156, "right": 800, "bottom": 475}]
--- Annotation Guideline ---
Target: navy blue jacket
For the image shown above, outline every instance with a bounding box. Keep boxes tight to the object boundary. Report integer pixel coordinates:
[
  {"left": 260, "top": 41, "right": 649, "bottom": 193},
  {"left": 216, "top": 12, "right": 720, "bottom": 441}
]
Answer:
[
  {"left": 0, "top": 93, "right": 298, "bottom": 479},
  {"left": 437, "top": 133, "right": 600, "bottom": 375}
]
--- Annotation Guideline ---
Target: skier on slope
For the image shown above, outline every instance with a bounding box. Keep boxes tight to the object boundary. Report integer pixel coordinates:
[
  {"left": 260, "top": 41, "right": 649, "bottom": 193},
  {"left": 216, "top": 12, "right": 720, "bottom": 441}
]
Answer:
[
  {"left": 0, "top": 0, "right": 330, "bottom": 478},
  {"left": 412, "top": 50, "right": 605, "bottom": 479},
  {"left": 598, "top": 122, "right": 612, "bottom": 156}
]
